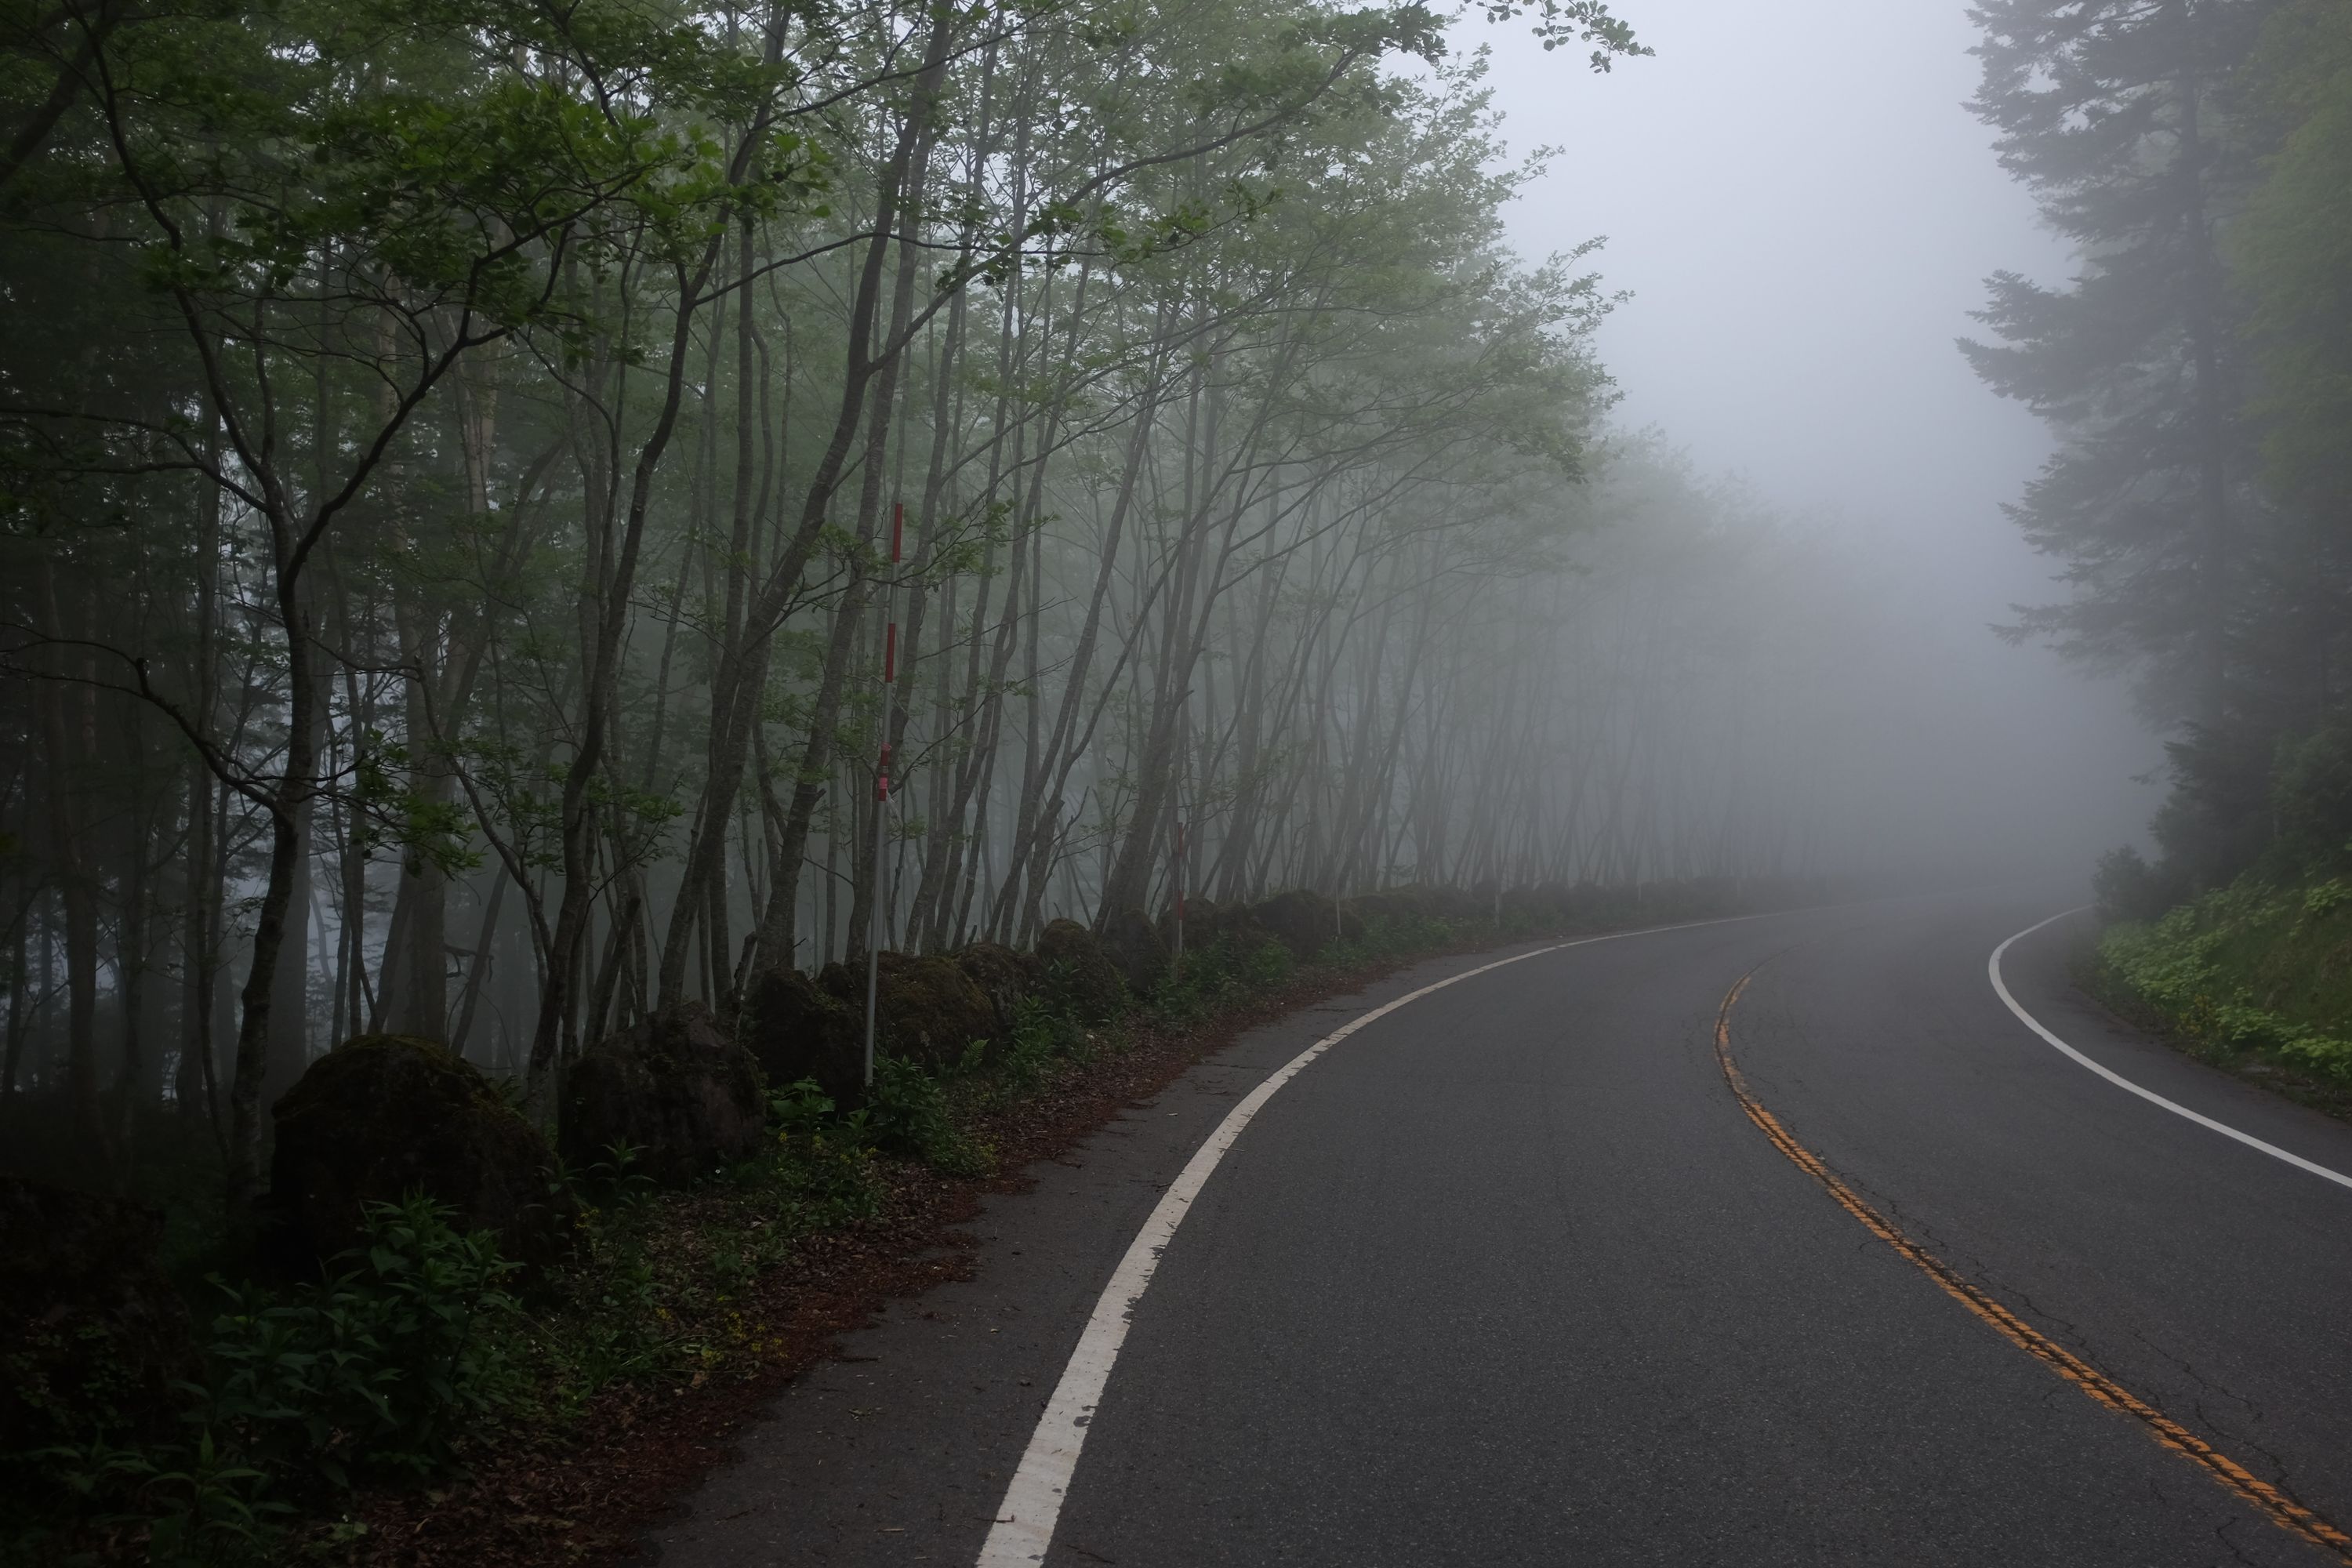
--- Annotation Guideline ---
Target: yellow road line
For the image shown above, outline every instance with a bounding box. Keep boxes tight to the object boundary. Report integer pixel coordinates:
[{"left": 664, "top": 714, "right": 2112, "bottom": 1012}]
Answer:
[{"left": 1713, "top": 973, "right": 2352, "bottom": 1563}]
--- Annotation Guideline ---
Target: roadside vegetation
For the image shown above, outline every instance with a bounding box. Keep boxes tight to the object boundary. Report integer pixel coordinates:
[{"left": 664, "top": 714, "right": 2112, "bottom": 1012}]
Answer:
[
  {"left": 2088, "top": 725, "right": 2352, "bottom": 1105},
  {"left": 2, "top": 880, "right": 1797, "bottom": 1566},
  {"left": 2094, "top": 879, "right": 2352, "bottom": 1093},
  {"left": 1965, "top": 0, "right": 2352, "bottom": 1089}
]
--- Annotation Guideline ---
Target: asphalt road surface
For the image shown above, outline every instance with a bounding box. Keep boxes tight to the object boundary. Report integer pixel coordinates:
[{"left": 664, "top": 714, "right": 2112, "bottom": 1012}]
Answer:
[{"left": 643, "top": 887, "right": 2352, "bottom": 1566}]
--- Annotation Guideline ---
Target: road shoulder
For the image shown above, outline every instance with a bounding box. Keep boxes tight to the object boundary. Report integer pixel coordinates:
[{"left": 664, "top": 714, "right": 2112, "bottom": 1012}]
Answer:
[{"left": 630, "top": 938, "right": 1565, "bottom": 1568}]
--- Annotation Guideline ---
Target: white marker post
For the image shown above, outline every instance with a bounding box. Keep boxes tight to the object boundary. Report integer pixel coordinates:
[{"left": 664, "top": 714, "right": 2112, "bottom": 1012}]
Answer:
[{"left": 862, "top": 501, "right": 904, "bottom": 1091}]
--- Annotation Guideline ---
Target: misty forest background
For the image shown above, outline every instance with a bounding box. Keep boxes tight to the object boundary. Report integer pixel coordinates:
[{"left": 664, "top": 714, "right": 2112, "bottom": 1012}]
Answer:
[
  {"left": 1, "top": 0, "right": 2350, "bottom": 1237},
  {"left": 0, "top": 0, "right": 1935, "bottom": 1218},
  {"left": 6, "top": 0, "right": 2352, "bottom": 1536},
  {"left": 4, "top": 0, "right": 2352, "bottom": 1175}
]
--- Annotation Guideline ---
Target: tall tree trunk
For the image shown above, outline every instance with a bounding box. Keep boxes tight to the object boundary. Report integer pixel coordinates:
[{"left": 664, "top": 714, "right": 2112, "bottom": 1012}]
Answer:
[
  {"left": 697, "top": 9, "right": 962, "bottom": 983},
  {"left": 34, "top": 560, "right": 106, "bottom": 1167}
]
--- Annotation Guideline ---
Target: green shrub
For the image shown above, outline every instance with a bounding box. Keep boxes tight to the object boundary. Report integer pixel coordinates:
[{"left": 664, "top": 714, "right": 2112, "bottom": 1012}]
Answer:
[
  {"left": 1313, "top": 912, "right": 1461, "bottom": 970},
  {"left": 989, "top": 998, "right": 1094, "bottom": 1091},
  {"left": 198, "top": 1196, "right": 523, "bottom": 1488},
  {"left": 768, "top": 1078, "right": 840, "bottom": 1142},
  {"left": 36, "top": 1428, "right": 285, "bottom": 1566},
  {"left": 24, "top": 1197, "right": 521, "bottom": 1563},
  {"left": 2092, "top": 844, "right": 2178, "bottom": 924},
  {"left": 1244, "top": 941, "right": 1293, "bottom": 985},
  {"left": 575, "top": 1139, "right": 658, "bottom": 1210},
  {"left": 1148, "top": 942, "right": 1250, "bottom": 1024},
  {"left": 866, "top": 1058, "right": 993, "bottom": 1177},
  {"left": 767, "top": 1080, "right": 886, "bottom": 1226},
  {"left": 2100, "top": 879, "right": 2352, "bottom": 1082},
  {"left": 2269, "top": 723, "right": 2352, "bottom": 877}
]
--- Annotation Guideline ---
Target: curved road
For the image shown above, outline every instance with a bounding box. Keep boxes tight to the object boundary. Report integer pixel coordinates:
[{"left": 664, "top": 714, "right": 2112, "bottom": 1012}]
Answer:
[{"left": 648, "top": 888, "right": 2352, "bottom": 1567}]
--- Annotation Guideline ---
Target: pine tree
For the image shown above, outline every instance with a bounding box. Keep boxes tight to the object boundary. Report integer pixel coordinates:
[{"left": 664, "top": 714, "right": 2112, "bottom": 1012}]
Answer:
[
  {"left": 2233, "top": 0, "right": 2352, "bottom": 558},
  {"left": 1962, "top": 0, "right": 2273, "bottom": 738}
]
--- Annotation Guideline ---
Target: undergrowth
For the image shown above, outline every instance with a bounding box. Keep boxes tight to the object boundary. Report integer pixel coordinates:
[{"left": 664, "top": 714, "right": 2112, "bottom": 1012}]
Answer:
[
  {"left": 2097, "top": 873, "right": 2352, "bottom": 1084},
  {"left": 12, "top": 1196, "right": 522, "bottom": 1566}
]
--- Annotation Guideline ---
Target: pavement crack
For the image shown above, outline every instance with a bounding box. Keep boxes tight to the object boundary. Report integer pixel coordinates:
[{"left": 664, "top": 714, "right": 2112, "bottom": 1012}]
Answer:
[
  {"left": 2214, "top": 1512, "right": 2267, "bottom": 1568},
  {"left": 2109, "top": 1324, "right": 2310, "bottom": 1501}
]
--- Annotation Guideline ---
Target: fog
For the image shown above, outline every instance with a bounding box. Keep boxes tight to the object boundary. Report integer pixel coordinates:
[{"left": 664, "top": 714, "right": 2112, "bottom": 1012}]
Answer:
[
  {"left": 1465, "top": 0, "right": 2161, "bottom": 885},
  {"left": 2, "top": 0, "right": 2187, "bottom": 1142}
]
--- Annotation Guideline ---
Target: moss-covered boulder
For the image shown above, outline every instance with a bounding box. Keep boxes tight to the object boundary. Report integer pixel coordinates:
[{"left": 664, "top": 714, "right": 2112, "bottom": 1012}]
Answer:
[
  {"left": 1329, "top": 898, "right": 1369, "bottom": 944},
  {"left": 1423, "top": 885, "right": 1481, "bottom": 920},
  {"left": 1162, "top": 898, "right": 1287, "bottom": 973},
  {"left": 0, "top": 1178, "right": 194, "bottom": 1454},
  {"left": 954, "top": 941, "right": 1044, "bottom": 1036},
  {"left": 1174, "top": 898, "right": 1272, "bottom": 955},
  {"left": 1340, "top": 888, "right": 1418, "bottom": 930},
  {"left": 1098, "top": 906, "right": 1169, "bottom": 996},
  {"left": 561, "top": 1003, "right": 766, "bottom": 1187},
  {"left": 818, "top": 953, "right": 997, "bottom": 1071},
  {"left": 1560, "top": 880, "right": 1634, "bottom": 925},
  {"left": 269, "top": 1033, "right": 573, "bottom": 1272},
  {"left": 1251, "top": 889, "right": 1343, "bottom": 960},
  {"left": 1527, "top": 881, "right": 1578, "bottom": 922},
  {"left": 740, "top": 967, "right": 862, "bottom": 1102},
  {"left": 1035, "top": 918, "right": 1126, "bottom": 1021},
  {"left": 1499, "top": 886, "right": 1552, "bottom": 924}
]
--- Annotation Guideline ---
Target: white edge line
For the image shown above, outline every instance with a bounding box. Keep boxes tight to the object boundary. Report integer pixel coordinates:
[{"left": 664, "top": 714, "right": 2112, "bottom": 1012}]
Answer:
[
  {"left": 1989, "top": 907, "right": 2352, "bottom": 1192},
  {"left": 974, "top": 911, "right": 1775, "bottom": 1566}
]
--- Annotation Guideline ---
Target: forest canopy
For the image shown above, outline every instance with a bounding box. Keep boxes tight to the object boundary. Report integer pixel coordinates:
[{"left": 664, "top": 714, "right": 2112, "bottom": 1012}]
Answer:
[
  {"left": 1962, "top": 0, "right": 2352, "bottom": 906},
  {"left": 0, "top": 0, "right": 2230, "bottom": 1232}
]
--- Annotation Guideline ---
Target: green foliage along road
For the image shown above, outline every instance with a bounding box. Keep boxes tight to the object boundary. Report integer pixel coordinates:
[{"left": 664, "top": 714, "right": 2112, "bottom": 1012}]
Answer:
[{"left": 1966, "top": 0, "right": 2352, "bottom": 1054}]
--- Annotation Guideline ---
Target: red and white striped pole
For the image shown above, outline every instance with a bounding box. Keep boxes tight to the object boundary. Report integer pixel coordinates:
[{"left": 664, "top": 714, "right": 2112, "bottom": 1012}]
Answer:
[
  {"left": 862, "top": 502, "right": 905, "bottom": 1091},
  {"left": 1171, "top": 818, "right": 1187, "bottom": 978}
]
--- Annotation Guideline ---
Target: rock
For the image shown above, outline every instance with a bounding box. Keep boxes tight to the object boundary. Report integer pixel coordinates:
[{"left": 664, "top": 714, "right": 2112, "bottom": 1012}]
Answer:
[
  {"left": 1383, "top": 884, "right": 1439, "bottom": 921},
  {"left": 1558, "top": 881, "right": 1628, "bottom": 926},
  {"left": 954, "top": 942, "right": 1044, "bottom": 1037},
  {"left": 1335, "top": 885, "right": 1486, "bottom": 932},
  {"left": 1500, "top": 886, "right": 1552, "bottom": 924},
  {"left": 818, "top": 953, "right": 997, "bottom": 1072},
  {"left": 1204, "top": 902, "right": 1279, "bottom": 949},
  {"left": 269, "top": 1033, "right": 574, "bottom": 1272},
  {"left": 0, "top": 1178, "right": 194, "bottom": 1452},
  {"left": 1530, "top": 881, "right": 1579, "bottom": 923},
  {"left": 561, "top": 1004, "right": 766, "bottom": 1187},
  {"left": 1098, "top": 906, "right": 1169, "bottom": 996},
  {"left": 1034, "top": 918, "right": 1126, "bottom": 1021},
  {"left": 1422, "top": 885, "right": 1480, "bottom": 920},
  {"left": 1163, "top": 898, "right": 1288, "bottom": 971},
  {"left": 1330, "top": 898, "right": 1369, "bottom": 944},
  {"left": 1341, "top": 889, "right": 1415, "bottom": 928},
  {"left": 1251, "top": 889, "right": 1343, "bottom": 960},
  {"left": 740, "top": 967, "right": 862, "bottom": 1103}
]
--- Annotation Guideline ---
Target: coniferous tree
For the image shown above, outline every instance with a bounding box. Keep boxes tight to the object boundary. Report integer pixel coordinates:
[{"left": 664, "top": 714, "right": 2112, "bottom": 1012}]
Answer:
[
  {"left": 2229, "top": 0, "right": 2352, "bottom": 732},
  {"left": 1963, "top": 0, "right": 2276, "bottom": 884},
  {"left": 1963, "top": 0, "right": 2270, "bottom": 724}
]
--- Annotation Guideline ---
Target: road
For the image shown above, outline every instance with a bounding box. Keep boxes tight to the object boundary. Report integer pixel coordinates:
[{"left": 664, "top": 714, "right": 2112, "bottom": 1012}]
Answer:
[{"left": 644, "top": 888, "right": 2352, "bottom": 1566}]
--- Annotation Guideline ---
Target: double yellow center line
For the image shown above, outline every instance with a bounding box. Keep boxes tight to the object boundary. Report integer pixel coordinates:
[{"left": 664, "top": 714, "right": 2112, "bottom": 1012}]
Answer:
[{"left": 1713, "top": 972, "right": 2352, "bottom": 1563}]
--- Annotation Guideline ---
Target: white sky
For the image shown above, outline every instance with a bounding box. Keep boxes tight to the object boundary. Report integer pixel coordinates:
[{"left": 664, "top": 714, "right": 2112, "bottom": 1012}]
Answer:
[{"left": 1464, "top": 0, "right": 2165, "bottom": 874}]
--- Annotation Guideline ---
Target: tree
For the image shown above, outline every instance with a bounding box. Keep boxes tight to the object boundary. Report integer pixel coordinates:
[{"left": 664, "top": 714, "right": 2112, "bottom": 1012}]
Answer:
[
  {"left": 1962, "top": 0, "right": 2271, "bottom": 736},
  {"left": 26, "top": 0, "right": 2052, "bottom": 1265},
  {"left": 2, "top": 0, "right": 757, "bottom": 1221}
]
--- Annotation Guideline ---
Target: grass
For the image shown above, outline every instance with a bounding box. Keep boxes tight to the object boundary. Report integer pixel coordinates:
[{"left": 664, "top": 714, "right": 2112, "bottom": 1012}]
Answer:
[{"left": 2092, "top": 871, "right": 2352, "bottom": 1098}]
